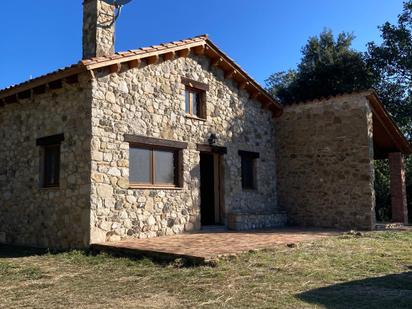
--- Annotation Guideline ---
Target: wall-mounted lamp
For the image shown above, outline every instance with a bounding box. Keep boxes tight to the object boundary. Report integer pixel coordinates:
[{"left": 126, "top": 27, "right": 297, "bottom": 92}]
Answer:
[{"left": 208, "top": 133, "right": 218, "bottom": 145}]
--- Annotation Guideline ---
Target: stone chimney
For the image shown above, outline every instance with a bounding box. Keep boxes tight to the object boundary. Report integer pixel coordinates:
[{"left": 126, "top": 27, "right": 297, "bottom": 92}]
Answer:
[{"left": 83, "top": 0, "right": 116, "bottom": 59}]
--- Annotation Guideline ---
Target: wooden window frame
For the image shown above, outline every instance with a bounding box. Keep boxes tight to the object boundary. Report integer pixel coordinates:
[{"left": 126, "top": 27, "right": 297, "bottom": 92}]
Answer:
[
  {"left": 182, "top": 77, "right": 208, "bottom": 119},
  {"left": 238, "top": 150, "right": 259, "bottom": 190},
  {"left": 36, "top": 134, "right": 64, "bottom": 188},
  {"left": 125, "top": 135, "right": 187, "bottom": 189}
]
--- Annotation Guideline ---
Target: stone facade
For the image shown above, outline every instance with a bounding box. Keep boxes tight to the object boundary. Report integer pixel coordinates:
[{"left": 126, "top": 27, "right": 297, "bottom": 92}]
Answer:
[
  {"left": 0, "top": 74, "right": 92, "bottom": 249},
  {"left": 89, "top": 55, "right": 285, "bottom": 243},
  {"left": 275, "top": 94, "right": 376, "bottom": 230}
]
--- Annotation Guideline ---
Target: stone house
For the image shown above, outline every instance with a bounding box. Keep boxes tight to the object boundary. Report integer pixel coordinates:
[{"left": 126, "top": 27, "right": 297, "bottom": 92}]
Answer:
[{"left": 0, "top": 0, "right": 410, "bottom": 249}]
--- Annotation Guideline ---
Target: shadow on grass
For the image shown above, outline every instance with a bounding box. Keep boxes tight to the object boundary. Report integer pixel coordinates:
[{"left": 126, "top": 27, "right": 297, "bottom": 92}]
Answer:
[
  {"left": 0, "top": 244, "right": 52, "bottom": 258},
  {"left": 297, "top": 270, "right": 412, "bottom": 309}
]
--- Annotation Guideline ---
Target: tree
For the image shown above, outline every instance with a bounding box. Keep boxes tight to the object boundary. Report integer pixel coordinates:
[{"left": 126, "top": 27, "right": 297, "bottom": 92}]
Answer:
[
  {"left": 367, "top": 0, "right": 412, "bottom": 141},
  {"left": 266, "top": 30, "right": 375, "bottom": 104},
  {"left": 367, "top": 1, "right": 412, "bottom": 222}
]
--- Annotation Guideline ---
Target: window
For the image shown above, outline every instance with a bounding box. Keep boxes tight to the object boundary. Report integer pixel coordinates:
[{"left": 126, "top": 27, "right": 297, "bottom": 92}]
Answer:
[
  {"left": 124, "top": 135, "right": 187, "bottom": 188},
  {"left": 36, "top": 134, "right": 64, "bottom": 188},
  {"left": 185, "top": 88, "right": 203, "bottom": 117},
  {"left": 239, "top": 150, "right": 259, "bottom": 190},
  {"left": 182, "top": 77, "right": 208, "bottom": 119},
  {"left": 129, "top": 147, "right": 176, "bottom": 186}
]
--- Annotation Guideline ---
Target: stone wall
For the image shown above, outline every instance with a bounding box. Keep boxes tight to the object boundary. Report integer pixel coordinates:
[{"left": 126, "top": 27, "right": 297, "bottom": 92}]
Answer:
[
  {"left": 0, "top": 74, "right": 92, "bottom": 249},
  {"left": 89, "top": 55, "right": 284, "bottom": 243},
  {"left": 275, "top": 94, "right": 376, "bottom": 230}
]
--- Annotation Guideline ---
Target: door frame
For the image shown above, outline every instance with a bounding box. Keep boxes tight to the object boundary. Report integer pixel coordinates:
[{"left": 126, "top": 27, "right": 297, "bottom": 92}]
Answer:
[{"left": 197, "top": 144, "right": 226, "bottom": 226}]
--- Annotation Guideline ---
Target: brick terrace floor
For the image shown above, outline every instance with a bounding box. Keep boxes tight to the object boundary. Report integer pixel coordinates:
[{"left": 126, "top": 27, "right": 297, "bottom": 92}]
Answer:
[{"left": 92, "top": 228, "right": 342, "bottom": 264}]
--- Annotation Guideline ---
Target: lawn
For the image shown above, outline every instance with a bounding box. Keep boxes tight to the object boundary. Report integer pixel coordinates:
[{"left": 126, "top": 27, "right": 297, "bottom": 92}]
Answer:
[{"left": 0, "top": 231, "right": 411, "bottom": 309}]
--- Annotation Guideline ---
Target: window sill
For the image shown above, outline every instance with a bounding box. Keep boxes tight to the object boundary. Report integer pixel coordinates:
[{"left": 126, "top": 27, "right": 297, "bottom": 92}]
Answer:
[
  {"left": 129, "top": 185, "right": 183, "bottom": 190},
  {"left": 242, "top": 188, "right": 258, "bottom": 192},
  {"left": 39, "top": 186, "right": 60, "bottom": 191},
  {"left": 185, "top": 114, "right": 207, "bottom": 122}
]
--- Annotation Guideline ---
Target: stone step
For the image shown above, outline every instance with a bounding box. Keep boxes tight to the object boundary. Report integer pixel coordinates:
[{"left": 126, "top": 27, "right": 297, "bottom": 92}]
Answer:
[{"left": 375, "top": 222, "right": 410, "bottom": 231}]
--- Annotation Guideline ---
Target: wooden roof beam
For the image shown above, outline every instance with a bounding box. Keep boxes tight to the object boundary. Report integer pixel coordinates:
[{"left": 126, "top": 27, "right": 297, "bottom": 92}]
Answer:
[
  {"left": 210, "top": 57, "right": 223, "bottom": 67},
  {"left": 128, "top": 59, "right": 141, "bottom": 69},
  {"left": 239, "top": 81, "right": 250, "bottom": 90},
  {"left": 250, "top": 91, "right": 260, "bottom": 101},
  {"left": 48, "top": 79, "right": 63, "bottom": 90},
  {"left": 163, "top": 51, "right": 175, "bottom": 61},
  {"left": 33, "top": 84, "right": 48, "bottom": 95},
  {"left": 65, "top": 74, "right": 79, "bottom": 85},
  {"left": 4, "top": 94, "right": 18, "bottom": 104},
  {"left": 109, "top": 63, "right": 122, "bottom": 74},
  {"left": 192, "top": 45, "right": 206, "bottom": 55},
  {"left": 146, "top": 55, "right": 159, "bottom": 65},
  {"left": 18, "top": 89, "right": 32, "bottom": 100},
  {"left": 177, "top": 48, "right": 190, "bottom": 58},
  {"left": 224, "top": 69, "right": 237, "bottom": 80}
]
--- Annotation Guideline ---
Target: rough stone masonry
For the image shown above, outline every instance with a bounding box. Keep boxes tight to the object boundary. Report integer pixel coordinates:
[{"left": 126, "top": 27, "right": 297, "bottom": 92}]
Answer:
[
  {"left": 89, "top": 54, "right": 285, "bottom": 243},
  {"left": 275, "top": 94, "right": 376, "bottom": 230}
]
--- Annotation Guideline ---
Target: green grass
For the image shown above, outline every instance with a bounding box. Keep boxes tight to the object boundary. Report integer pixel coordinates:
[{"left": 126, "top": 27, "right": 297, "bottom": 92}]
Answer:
[{"left": 0, "top": 231, "right": 411, "bottom": 308}]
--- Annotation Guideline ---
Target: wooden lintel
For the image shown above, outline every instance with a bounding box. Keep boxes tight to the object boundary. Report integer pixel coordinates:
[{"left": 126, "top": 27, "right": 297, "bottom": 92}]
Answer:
[
  {"left": 146, "top": 55, "right": 159, "bottom": 65},
  {"left": 177, "top": 48, "right": 190, "bottom": 58},
  {"left": 65, "top": 74, "right": 79, "bottom": 84},
  {"left": 128, "top": 59, "right": 141, "bottom": 69},
  {"left": 124, "top": 134, "right": 188, "bottom": 150},
  {"left": 181, "top": 77, "right": 209, "bottom": 91},
  {"left": 224, "top": 69, "right": 237, "bottom": 80},
  {"left": 163, "top": 52, "right": 175, "bottom": 61},
  {"left": 210, "top": 57, "right": 223, "bottom": 67},
  {"left": 197, "top": 144, "right": 228, "bottom": 155},
  {"left": 109, "top": 63, "right": 121, "bottom": 74},
  {"left": 192, "top": 45, "right": 205, "bottom": 55}
]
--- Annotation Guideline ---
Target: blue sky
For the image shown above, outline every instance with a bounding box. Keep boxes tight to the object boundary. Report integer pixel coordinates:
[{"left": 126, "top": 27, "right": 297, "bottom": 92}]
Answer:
[{"left": 0, "top": 0, "right": 405, "bottom": 89}]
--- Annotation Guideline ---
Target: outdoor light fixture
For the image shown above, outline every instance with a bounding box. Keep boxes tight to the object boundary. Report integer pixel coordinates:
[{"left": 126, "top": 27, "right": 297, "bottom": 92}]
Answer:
[{"left": 208, "top": 133, "right": 218, "bottom": 145}]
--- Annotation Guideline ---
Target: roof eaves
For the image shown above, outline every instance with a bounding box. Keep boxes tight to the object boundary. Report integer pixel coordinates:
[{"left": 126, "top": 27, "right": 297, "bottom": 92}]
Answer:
[
  {"left": 204, "top": 38, "right": 283, "bottom": 113},
  {"left": 365, "top": 90, "right": 412, "bottom": 155},
  {"left": 0, "top": 34, "right": 283, "bottom": 117},
  {"left": 0, "top": 64, "right": 86, "bottom": 101}
]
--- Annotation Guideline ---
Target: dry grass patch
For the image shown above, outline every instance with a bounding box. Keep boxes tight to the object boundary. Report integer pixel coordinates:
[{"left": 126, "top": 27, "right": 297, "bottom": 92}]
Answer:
[{"left": 0, "top": 231, "right": 411, "bottom": 308}]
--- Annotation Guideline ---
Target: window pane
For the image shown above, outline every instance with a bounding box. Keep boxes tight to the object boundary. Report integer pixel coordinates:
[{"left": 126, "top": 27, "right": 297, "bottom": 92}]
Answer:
[
  {"left": 185, "top": 90, "right": 191, "bottom": 113},
  {"left": 191, "top": 92, "right": 198, "bottom": 116},
  {"left": 43, "top": 145, "right": 60, "bottom": 187},
  {"left": 130, "top": 148, "right": 151, "bottom": 183},
  {"left": 241, "top": 157, "right": 255, "bottom": 189},
  {"left": 154, "top": 150, "right": 175, "bottom": 185}
]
